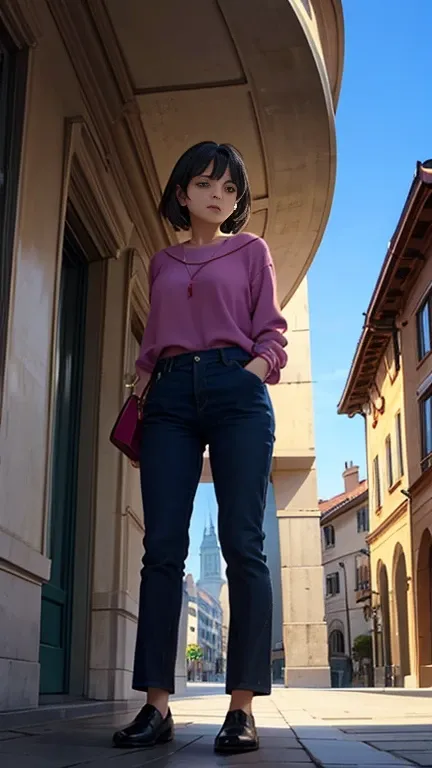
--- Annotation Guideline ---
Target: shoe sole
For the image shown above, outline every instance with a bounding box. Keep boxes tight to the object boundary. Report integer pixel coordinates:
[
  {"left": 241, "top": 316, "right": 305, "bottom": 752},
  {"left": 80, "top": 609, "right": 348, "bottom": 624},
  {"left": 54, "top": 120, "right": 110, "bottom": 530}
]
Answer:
[
  {"left": 112, "top": 730, "right": 174, "bottom": 749},
  {"left": 214, "top": 743, "right": 259, "bottom": 754}
]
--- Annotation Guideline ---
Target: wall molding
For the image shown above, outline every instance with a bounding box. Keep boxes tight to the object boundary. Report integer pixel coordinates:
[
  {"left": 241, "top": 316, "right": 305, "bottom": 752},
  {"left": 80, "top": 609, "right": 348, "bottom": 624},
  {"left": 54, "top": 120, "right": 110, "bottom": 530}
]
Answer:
[
  {"left": 0, "top": 527, "right": 50, "bottom": 583},
  {"left": 0, "top": 0, "right": 42, "bottom": 48},
  {"left": 69, "top": 118, "right": 134, "bottom": 260},
  {"left": 47, "top": 0, "right": 170, "bottom": 273}
]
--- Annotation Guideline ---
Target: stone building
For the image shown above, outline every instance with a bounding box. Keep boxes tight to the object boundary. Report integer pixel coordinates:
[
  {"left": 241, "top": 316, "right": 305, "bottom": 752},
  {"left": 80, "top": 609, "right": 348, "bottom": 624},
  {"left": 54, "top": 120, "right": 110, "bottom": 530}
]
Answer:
[
  {"left": 339, "top": 160, "right": 432, "bottom": 687},
  {"left": 184, "top": 573, "right": 223, "bottom": 681},
  {"left": 319, "top": 463, "right": 372, "bottom": 682},
  {"left": 0, "top": 0, "right": 343, "bottom": 711}
]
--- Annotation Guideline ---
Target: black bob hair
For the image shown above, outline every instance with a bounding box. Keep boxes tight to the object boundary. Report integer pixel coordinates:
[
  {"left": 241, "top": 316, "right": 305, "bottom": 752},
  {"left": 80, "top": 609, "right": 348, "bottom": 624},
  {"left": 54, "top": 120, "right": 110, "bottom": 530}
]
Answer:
[{"left": 159, "top": 141, "right": 251, "bottom": 234}]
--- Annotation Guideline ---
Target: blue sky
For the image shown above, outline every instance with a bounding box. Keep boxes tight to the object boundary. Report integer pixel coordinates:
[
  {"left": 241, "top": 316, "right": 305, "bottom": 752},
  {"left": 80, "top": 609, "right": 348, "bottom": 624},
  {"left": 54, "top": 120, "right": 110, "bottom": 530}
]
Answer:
[
  {"left": 186, "top": 0, "right": 432, "bottom": 579},
  {"left": 310, "top": 0, "right": 432, "bottom": 500}
]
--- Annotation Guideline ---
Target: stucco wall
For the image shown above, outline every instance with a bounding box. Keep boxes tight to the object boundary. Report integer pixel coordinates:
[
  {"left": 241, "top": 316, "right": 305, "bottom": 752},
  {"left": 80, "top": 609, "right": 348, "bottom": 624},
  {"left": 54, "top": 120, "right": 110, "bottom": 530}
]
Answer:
[{"left": 322, "top": 502, "right": 371, "bottom": 650}]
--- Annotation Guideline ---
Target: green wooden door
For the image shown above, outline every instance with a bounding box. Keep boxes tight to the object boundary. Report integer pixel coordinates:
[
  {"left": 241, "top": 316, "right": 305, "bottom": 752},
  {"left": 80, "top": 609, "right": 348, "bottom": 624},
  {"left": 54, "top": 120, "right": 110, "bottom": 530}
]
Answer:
[{"left": 39, "top": 243, "right": 88, "bottom": 695}]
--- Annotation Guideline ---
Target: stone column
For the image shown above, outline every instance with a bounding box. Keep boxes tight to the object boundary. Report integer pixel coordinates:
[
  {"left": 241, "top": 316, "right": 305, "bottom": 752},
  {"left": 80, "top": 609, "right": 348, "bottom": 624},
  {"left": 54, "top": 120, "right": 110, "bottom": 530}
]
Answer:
[{"left": 270, "top": 278, "right": 329, "bottom": 687}]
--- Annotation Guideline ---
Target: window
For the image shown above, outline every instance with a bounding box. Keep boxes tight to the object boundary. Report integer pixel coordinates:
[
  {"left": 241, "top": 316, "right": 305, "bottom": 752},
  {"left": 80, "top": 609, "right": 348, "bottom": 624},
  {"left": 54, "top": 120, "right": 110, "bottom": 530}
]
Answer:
[
  {"left": 189, "top": 626, "right": 195, "bottom": 633},
  {"left": 326, "top": 572, "right": 340, "bottom": 597},
  {"left": 323, "top": 525, "right": 335, "bottom": 549},
  {"left": 0, "top": 28, "right": 28, "bottom": 408},
  {"left": 355, "top": 555, "right": 370, "bottom": 591},
  {"left": 420, "top": 390, "right": 432, "bottom": 471},
  {"left": 357, "top": 507, "right": 369, "bottom": 533},
  {"left": 417, "top": 295, "right": 432, "bottom": 361},
  {"left": 329, "top": 629, "right": 345, "bottom": 655},
  {"left": 188, "top": 606, "right": 197, "bottom": 617},
  {"left": 395, "top": 411, "right": 404, "bottom": 478},
  {"left": 384, "top": 331, "right": 401, "bottom": 380},
  {"left": 373, "top": 456, "right": 382, "bottom": 509},
  {"left": 386, "top": 434, "right": 394, "bottom": 488}
]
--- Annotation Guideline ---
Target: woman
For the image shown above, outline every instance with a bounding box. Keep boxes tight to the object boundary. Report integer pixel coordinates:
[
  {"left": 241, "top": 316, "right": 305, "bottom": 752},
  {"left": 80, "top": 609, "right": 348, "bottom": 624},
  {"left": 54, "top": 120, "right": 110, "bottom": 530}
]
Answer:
[{"left": 113, "top": 141, "right": 287, "bottom": 755}]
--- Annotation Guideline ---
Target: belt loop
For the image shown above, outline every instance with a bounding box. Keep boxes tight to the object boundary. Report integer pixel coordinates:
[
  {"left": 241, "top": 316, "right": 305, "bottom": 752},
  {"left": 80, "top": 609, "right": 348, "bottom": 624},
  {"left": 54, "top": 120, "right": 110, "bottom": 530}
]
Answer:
[
  {"left": 168, "top": 357, "right": 174, "bottom": 373},
  {"left": 219, "top": 348, "right": 228, "bottom": 366}
]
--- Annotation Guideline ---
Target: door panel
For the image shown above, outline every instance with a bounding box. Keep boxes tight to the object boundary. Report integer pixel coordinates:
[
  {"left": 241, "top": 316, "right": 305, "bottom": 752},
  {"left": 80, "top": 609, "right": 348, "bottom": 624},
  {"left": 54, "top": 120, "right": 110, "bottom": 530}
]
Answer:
[{"left": 39, "top": 244, "right": 88, "bottom": 695}]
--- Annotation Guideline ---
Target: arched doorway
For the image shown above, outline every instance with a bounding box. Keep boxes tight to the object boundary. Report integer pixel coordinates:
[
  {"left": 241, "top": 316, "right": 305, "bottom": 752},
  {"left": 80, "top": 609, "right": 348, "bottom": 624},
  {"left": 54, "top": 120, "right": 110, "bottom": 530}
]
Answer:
[
  {"left": 417, "top": 528, "right": 432, "bottom": 686},
  {"left": 377, "top": 562, "right": 392, "bottom": 671},
  {"left": 393, "top": 545, "right": 411, "bottom": 684}
]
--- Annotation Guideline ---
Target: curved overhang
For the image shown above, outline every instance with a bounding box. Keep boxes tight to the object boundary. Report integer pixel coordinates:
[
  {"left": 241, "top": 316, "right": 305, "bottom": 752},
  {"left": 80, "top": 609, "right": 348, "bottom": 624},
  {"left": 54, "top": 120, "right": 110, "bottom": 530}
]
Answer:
[
  {"left": 313, "top": 0, "right": 345, "bottom": 107},
  {"left": 105, "top": 0, "right": 343, "bottom": 305}
]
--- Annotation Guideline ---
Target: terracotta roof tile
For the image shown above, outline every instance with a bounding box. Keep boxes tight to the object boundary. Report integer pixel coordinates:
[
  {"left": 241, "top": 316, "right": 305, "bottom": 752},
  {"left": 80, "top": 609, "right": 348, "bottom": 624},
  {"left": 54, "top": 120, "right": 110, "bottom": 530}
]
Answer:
[{"left": 319, "top": 480, "right": 368, "bottom": 516}]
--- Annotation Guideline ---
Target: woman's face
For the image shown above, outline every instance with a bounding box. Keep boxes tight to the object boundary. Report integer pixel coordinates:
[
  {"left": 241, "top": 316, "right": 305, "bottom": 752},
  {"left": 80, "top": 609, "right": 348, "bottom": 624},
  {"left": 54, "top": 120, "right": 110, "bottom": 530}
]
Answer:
[{"left": 177, "top": 162, "right": 238, "bottom": 226}]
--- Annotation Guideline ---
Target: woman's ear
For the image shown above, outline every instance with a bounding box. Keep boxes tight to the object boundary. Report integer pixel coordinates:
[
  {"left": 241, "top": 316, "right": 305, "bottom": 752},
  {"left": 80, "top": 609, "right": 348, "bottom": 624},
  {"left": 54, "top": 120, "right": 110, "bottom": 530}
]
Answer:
[{"left": 176, "top": 185, "right": 187, "bottom": 207}]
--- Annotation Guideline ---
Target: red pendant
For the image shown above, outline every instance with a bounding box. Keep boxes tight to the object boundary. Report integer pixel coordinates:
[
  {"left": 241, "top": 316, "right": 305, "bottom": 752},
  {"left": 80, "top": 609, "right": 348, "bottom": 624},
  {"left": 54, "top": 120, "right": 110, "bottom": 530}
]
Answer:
[{"left": 188, "top": 282, "right": 193, "bottom": 298}]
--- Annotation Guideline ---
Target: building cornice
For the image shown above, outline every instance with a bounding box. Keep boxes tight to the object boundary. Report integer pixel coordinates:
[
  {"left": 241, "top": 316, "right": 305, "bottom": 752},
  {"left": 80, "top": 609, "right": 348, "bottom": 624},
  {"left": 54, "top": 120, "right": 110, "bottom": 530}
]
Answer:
[{"left": 366, "top": 500, "right": 408, "bottom": 545}]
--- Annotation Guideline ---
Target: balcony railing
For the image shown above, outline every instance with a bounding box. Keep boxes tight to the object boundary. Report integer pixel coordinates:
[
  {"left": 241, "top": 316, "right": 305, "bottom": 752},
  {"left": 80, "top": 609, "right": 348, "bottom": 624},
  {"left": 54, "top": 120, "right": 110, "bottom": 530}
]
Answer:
[{"left": 355, "top": 581, "right": 371, "bottom": 603}]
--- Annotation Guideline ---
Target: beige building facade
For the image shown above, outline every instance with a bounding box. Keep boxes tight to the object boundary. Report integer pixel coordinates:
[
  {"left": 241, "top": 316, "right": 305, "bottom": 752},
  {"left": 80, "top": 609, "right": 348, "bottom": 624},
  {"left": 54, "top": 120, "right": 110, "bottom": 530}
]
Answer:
[
  {"left": 339, "top": 161, "right": 432, "bottom": 688},
  {"left": 320, "top": 464, "right": 371, "bottom": 667},
  {"left": 0, "top": 0, "right": 343, "bottom": 711}
]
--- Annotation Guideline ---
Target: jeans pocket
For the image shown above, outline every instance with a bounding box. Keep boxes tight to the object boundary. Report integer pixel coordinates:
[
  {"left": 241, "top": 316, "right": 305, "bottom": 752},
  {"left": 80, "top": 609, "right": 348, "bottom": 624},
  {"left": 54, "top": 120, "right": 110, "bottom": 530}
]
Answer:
[{"left": 232, "top": 360, "right": 263, "bottom": 384}]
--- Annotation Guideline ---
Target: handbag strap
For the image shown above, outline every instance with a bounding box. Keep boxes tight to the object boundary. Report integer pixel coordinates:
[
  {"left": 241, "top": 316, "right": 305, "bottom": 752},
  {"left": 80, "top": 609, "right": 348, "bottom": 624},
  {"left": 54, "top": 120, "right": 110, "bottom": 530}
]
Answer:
[{"left": 135, "top": 377, "right": 152, "bottom": 420}]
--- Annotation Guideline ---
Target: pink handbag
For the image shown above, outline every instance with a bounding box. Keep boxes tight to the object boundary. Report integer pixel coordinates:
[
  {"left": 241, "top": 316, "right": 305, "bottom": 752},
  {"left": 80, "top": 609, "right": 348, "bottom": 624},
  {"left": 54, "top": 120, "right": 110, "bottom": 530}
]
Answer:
[{"left": 109, "top": 382, "right": 151, "bottom": 462}]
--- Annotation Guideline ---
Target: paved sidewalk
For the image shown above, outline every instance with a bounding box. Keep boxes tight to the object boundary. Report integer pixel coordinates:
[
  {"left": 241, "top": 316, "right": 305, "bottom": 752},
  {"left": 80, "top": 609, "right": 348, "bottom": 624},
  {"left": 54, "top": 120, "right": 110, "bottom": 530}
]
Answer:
[{"left": 1, "top": 684, "right": 432, "bottom": 767}]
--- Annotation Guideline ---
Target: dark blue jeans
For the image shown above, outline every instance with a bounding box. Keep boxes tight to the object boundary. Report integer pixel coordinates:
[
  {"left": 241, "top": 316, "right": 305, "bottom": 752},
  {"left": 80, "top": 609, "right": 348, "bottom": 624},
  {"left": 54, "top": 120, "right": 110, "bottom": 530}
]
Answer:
[{"left": 132, "top": 347, "right": 275, "bottom": 696}]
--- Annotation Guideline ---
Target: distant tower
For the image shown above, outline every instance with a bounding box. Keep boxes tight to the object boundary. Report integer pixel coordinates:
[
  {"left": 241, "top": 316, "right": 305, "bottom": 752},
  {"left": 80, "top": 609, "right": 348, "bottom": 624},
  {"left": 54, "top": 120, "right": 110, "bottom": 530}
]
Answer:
[{"left": 197, "top": 517, "right": 225, "bottom": 602}]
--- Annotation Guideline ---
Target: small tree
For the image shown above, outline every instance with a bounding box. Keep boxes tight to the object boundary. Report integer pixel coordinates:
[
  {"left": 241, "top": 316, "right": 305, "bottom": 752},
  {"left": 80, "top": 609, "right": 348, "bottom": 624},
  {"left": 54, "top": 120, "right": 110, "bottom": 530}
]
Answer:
[
  {"left": 186, "top": 643, "right": 204, "bottom": 662},
  {"left": 186, "top": 643, "right": 204, "bottom": 683},
  {"left": 353, "top": 634, "right": 373, "bottom": 661}
]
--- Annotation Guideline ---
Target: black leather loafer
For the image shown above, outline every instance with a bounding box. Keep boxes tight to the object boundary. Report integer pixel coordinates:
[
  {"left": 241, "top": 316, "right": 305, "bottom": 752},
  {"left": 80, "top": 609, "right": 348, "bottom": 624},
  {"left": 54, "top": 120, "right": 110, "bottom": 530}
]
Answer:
[
  {"left": 112, "top": 704, "right": 174, "bottom": 748},
  {"left": 214, "top": 709, "right": 259, "bottom": 754}
]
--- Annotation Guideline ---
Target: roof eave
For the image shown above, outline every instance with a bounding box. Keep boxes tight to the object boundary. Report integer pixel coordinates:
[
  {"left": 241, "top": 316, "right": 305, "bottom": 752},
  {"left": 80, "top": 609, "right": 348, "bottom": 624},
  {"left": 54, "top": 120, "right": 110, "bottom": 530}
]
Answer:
[
  {"left": 338, "top": 161, "right": 432, "bottom": 415},
  {"left": 320, "top": 488, "right": 369, "bottom": 523}
]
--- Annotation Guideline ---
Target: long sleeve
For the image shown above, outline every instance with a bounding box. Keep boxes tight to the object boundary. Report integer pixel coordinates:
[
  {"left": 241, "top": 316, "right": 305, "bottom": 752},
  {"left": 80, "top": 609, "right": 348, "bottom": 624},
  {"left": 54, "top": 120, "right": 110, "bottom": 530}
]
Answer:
[{"left": 250, "top": 256, "right": 288, "bottom": 385}]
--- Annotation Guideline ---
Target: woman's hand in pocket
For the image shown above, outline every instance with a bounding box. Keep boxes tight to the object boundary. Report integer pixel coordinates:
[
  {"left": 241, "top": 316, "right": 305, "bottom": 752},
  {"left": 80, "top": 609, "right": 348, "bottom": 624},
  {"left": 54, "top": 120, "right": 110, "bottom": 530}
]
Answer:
[
  {"left": 130, "top": 460, "right": 140, "bottom": 469},
  {"left": 244, "top": 357, "right": 269, "bottom": 382}
]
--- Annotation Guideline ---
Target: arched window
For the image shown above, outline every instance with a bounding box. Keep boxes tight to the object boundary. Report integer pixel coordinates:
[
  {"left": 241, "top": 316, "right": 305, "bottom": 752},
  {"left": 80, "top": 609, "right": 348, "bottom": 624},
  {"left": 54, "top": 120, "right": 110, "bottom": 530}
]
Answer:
[{"left": 329, "top": 629, "right": 345, "bottom": 655}]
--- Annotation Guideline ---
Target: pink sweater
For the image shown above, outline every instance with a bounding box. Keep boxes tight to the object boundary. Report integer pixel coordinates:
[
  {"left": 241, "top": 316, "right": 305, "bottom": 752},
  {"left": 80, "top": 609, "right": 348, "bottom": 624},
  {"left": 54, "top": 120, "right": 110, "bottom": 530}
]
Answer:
[{"left": 136, "top": 233, "right": 288, "bottom": 384}]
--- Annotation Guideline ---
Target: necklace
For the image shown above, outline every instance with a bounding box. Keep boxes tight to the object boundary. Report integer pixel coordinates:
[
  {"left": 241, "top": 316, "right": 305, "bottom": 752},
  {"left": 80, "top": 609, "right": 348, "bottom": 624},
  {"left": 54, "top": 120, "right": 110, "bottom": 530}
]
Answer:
[{"left": 182, "top": 238, "right": 227, "bottom": 298}]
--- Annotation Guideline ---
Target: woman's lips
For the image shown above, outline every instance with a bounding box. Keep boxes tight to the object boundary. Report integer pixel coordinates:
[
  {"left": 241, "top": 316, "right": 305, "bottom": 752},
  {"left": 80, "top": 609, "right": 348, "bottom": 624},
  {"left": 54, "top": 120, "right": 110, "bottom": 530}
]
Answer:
[{"left": 207, "top": 205, "right": 221, "bottom": 212}]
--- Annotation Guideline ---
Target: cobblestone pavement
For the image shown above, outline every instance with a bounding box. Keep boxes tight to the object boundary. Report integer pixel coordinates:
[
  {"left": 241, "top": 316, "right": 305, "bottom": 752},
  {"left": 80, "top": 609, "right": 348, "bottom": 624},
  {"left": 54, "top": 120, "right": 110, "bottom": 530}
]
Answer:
[{"left": 1, "top": 684, "right": 432, "bottom": 767}]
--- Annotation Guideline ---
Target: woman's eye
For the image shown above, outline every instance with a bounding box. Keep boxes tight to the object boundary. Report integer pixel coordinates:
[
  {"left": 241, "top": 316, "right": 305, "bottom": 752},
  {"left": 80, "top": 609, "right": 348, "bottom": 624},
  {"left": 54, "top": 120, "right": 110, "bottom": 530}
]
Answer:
[
  {"left": 197, "top": 181, "right": 209, "bottom": 188},
  {"left": 226, "top": 186, "right": 237, "bottom": 194}
]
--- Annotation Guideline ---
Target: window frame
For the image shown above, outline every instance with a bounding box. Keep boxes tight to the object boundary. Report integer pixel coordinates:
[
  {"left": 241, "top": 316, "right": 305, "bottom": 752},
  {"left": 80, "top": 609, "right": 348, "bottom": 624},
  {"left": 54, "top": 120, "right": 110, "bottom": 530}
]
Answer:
[
  {"left": 373, "top": 455, "right": 382, "bottom": 510},
  {"left": 0, "top": 27, "right": 28, "bottom": 413},
  {"left": 416, "top": 293, "right": 432, "bottom": 362},
  {"left": 355, "top": 554, "right": 370, "bottom": 591},
  {"left": 357, "top": 506, "right": 369, "bottom": 533},
  {"left": 385, "top": 434, "right": 394, "bottom": 489},
  {"left": 420, "top": 388, "right": 432, "bottom": 472},
  {"left": 395, "top": 411, "right": 404, "bottom": 478},
  {"left": 323, "top": 524, "right": 335, "bottom": 549},
  {"left": 326, "top": 572, "right": 340, "bottom": 597},
  {"left": 329, "top": 629, "right": 345, "bottom": 655}
]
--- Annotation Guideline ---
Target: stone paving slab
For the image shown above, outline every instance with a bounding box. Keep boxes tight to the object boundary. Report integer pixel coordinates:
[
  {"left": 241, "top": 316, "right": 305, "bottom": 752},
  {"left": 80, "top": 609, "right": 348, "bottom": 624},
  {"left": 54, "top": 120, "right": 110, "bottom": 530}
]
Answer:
[{"left": 2, "top": 685, "right": 432, "bottom": 767}]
